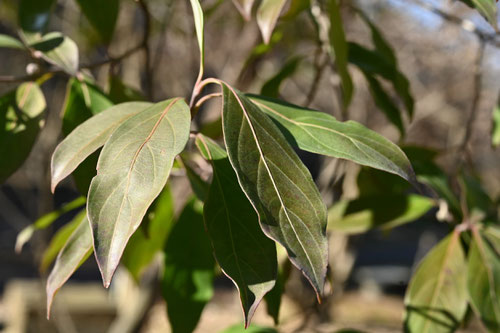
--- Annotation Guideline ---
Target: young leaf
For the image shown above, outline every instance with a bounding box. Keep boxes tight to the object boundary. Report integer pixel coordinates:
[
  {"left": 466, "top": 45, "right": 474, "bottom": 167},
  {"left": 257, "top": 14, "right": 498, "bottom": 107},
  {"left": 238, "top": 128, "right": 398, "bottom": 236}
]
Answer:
[
  {"left": 468, "top": 230, "right": 500, "bottom": 332},
  {"left": 404, "top": 232, "right": 468, "bottom": 333},
  {"left": 75, "top": 0, "right": 119, "bottom": 43},
  {"left": 328, "top": 194, "right": 433, "bottom": 234},
  {"left": 260, "top": 57, "right": 301, "bottom": 99},
  {"left": 256, "top": 0, "right": 287, "bottom": 44},
  {"left": 329, "top": 0, "right": 353, "bottom": 108},
  {"left": 0, "top": 82, "right": 46, "bottom": 184},
  {"left": 190, "top": 0, "right": 205, "bottom": 75},
  {"left": 87, "top": 98, "right": 190, "bottom": 287},
  {"left": 0, "top": 34, "right": 25, "bottom": 49},
  {"left": 18, "top": 0, "right": 56, "bottom": 42},
  {"left": 248, "top": 95, "right": 416, "bottom": 185},
  {"left": 162, "top": 198, "right": 215, "bottom": 333},
  {"left": 46, "top": 211, "right": 93, "bottom": 318},
  {"left": 196, "top": 134, "right": 277, "bottom": 326},
  {"left": 31, "top": 32, "right": 79, "bottom": 75},
  {"left": 51, "top": 102, "right": 152, "bottom": 192},
  {"left": 232, "top": 0, "right": 255, "bottom": 20},
  {"left": 221, "top": 83, "right": 328, "bottom": 298},
  {"left": 492, "top": 102, "right": 500, "bottom": 148}
]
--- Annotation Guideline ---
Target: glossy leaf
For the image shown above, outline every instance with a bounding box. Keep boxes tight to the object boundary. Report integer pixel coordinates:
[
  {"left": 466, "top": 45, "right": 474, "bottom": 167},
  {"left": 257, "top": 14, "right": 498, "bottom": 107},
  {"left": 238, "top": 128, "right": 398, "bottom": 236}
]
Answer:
[
  {"left": 18, "top": 0, "right": 55, "bottom": 42},
  {"left": 492, "top": 103, "right": 500, "bottom": 147},
  {"left": 328, "top": 194, "right": 434, "bottom": 234},
  {"left": 0, "top": 82, "right": 46, "bottom": 184},
  {"left": 468, "top": 230, "right": 500, "bottom": 332},
  {"left": 31, "top": 32, "right": 79, "bottom": 75},
  {"left": 0, "top": 34, "right": 25, "bottom": 49},
  {"left": 261, "top": 57, "right": 301, "bottom": 99},
  {"left": 121, "top": 186, "right": 174, "bottom": 281},
  {"left": 87, "top": 98, "right": 190, "bottom": 287},
  {"left": 249, "top": 95, "right": 416, "bottom": 184},
  {"left": 51, "top": 102, "right": 151, "bottom": 192},
  {"left": 75, "top": 0, "right": 119, "bottom": 43},
  {"left": 232, "top": 0, "right": 255, "bottom": 20},
  {"left": 404, "top": 232, "right": 468, "bottom": 333},
  {"left": 46, "top": 211, "right": 93, "bottom": 318},
  {"left": 257, "top": 0, "right": 287, "bottom": 44},
  {"left": 162, "top": 198, "right": 215, "bottom": 333},
  {"left": 329, "top": 0, "right": 353, "bottom": 108},
  {"left": 196, "top": 134, "right": 277, "bottom": 326},
  {"left": 221, "top": 83, "right": 328, "bottom": 297}
]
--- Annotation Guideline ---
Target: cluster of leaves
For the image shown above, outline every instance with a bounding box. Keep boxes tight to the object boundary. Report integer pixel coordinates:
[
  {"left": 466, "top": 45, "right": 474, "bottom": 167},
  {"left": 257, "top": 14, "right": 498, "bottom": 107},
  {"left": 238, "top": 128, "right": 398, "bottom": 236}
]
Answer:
[{"left": 2, "top": 0, "right": 499, "bottom": 332}]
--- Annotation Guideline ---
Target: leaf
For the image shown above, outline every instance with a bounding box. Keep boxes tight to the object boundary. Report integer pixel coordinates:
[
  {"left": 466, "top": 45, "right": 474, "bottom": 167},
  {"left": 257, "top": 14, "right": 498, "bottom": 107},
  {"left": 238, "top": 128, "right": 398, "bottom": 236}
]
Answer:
[
  {"left": 162, "top": 198, "right": 215, "bottom": 333},
  {"left": 220, "top": 324, "right": 278, "bottom": 333},
  {"left": 257, "top": 0, "right": 287, "bottom": 44},
  {"left": 232, "top": 0, "right": 255, "bottom": 20},
  {"left": 281, "top": 0, "right": 311, "bottom": 21},
  {"left": 190, "top": 0, "right": 205, "bottom": 74},
  {"left": 264, "top": 259, "right": 291, "bottom": 324},
  {"left": 461, "top": 0, "right": 498, "bottom": 29},
  {"left": 404, "top": 232, "right": 468, "bottom": 333},
  {"left": 248, "top": 95, "right": 416, "bottom": 185},
  {"left": 18, "top": 0, "right": 56, "bottom": 42},
  {"left": 492, "top": 102, "right": 500, "bottom": 147},
  {"left": 196, "top": 134, "right": 277, "bottom": 326},
  {"left": 328, "top": 194, "right": 434, "bottom": 234},
  {"left": 51, "top": 101, "right": 151, "bottom": 192},
  {"left": 260, "top": 57, "right": 301, "bottom": 99},
  {"left": 31, "top": 32, "right": 79, "bottom": 75},
  {"left": 181, "top": 157, "right": 210, "bottom": 202},
  {"left": 467, "top": 230, "right": 500, "bottom": 332},
  {"left": 0, "top": 34, "right": 25, "bottom": 49},
  {"left": 87, "top": 98, "right": 190, "bottom": 287},
  {"left": 108, "top": 76, "right": 146, "bottom": 104},
  {"left": 75, "top": 0, "right": 119, "bottom": 43},
  {"left": 15, "top": 196, "right": 85, "bottom": 253},
  {"left": 0, "top": 82, "right": 46, "bottom": 184},
  {"left": 46, "top": 211, "right": 93, "bottom": 318},
  {"left": 329, "top": 0, "right": 353, "bottom": 108},
  {"left": 121, "top": 186, "right": 174, "bottom": 281},
  {"left": 221, "top": 83, "right": 328, "bottom": 297}
]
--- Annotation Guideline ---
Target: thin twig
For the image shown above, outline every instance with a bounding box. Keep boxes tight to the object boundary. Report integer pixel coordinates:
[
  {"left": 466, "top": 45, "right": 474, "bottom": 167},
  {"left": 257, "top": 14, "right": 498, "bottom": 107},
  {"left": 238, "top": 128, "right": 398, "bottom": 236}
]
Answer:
[{"left": 304, "top": 51, "right": 328, "bottom": 107}]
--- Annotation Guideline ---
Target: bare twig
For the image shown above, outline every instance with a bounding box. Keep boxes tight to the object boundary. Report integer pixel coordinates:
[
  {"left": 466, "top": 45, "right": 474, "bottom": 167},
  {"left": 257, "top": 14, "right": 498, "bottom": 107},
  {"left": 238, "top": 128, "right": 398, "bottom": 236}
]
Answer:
[{"left": 304, "top": 50, "right": 328, "bottom": 107}]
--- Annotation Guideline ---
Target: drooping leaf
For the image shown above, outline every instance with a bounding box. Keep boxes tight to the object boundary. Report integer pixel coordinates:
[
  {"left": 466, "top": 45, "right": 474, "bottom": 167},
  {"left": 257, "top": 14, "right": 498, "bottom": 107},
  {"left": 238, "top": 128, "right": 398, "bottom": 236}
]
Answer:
[
  {"left": 219, "top": 324, "right": 278, "bottom": 333},
  {"left": 221, "top": 83, "right": 328, "bottom": 297},
  {"left": 196, "top": 134, "right": 277, "bottom": 326},
  {"left": 328, "top": 194, "right": 434, "bottom": 234},
  {"left": 257, "top": 0, "right": 287, "bottom": 44},
  {"left": 468, "top": 230, "right": 500, "bottom": 332},
  {"left": 190, "top": 0, "right": 205, "bottom": 75},
  {"left": 0, "top": 34, "right": 25, "bottom": 49},
  {"left": 75, "top": 0, "right": 119, "bottom": 43},
  {"left": 31, "top": 32, "right": 79, "bottom": 75},
  {"left": 248, "top": 95, "right": 416, "bottom": 185},
  {"left": 492, "top": 102, "right": 500, "bottom": 148},
  {"left": 15, "top": 196, "right": 85, "bottom": 253},
  {"left": 46, "top": 211, "right": 93, "bottom": 318},
  {"left": 329, "top": 0, "right": 353, "bottom": 108},
  {"left": 232, "top": 0, "right": 255, "bottom": 20},
  {"left": 108, "top": 76, "right": 146, "bottom": 104},
  {"left": 18, "top": 0, "right": 56, "bottom": 42},
  {"left": 0, "top": 82, "right": 46, "bottom": 184},
  {"left": 162, "top": 198, "right": 215, "bottom": 333},
  {"left": 51, "top": 101, "right": 151, "bottom": 192},
  {"left": 121, "top": 186, "right": 174, "bottom": 281},
  {"left": 87, "top": 98, "right": 190, "bottom": 287},
  {"left": 261, "top": 57, "right": 301, "bottom": 99},
  {"left": 404, "top": 232, "right": 468, "bottom": 333}
]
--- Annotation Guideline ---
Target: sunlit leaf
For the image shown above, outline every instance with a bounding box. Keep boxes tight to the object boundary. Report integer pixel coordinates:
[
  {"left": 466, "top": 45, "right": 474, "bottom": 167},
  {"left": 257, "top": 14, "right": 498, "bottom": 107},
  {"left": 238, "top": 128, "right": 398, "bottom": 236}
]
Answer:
[
  {"left": 249, "top": 95, "right": 416, "bottom": 185},
  {"left": 162, "top": 198, "right": 215, "bottom": 333},
  {"left": 404, "top": 232, "right": 467, "bottom": 333},
  {"left": 52, "top": 101, "right": 151, "bottom": 192},
  {"left": 261, "top": 57, "right": 301, "bottom": 99},
  {"left": 0, "top": 34, "right": 25, "bottom": 49},
  {"left": 87, "top": 98, "right": 190, "bottom": 286},
  {"left": 75, "top": 0, "right": 119, "bottom": 43},
  {"left": 221, "top": 83, "right": 328, "bottom": 297},
  {"left": 0, "top": 82, "right": 46, "bottom": 184},
  {"left": 46, "top": 211, "right": 93, "bottom": 318},
  {"left": 196, "top": 134, "right": 277, "bottom": 326},
  {"left": 492, "top": 102, "right": 500, "bottom": 148},
  {"left": 18, "top": 0, "right": 55, "bottom": 42},
  {"left": 31, "top": 32, "right": 79, "bottom": 75},
  {"left": 232, "top": 0, "right": 255, "bottom": 20},
  {"left": 190, "top": 0, "right": 205, "bottom": 74},
  {"left": 257, "top": 0, "right": 287, "bottom": 44}
]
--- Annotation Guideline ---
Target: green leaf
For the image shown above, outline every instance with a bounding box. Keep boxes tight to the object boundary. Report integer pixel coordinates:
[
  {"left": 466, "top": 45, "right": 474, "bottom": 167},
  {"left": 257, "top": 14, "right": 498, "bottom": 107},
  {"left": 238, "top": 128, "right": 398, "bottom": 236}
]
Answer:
[
  {"left": 181, "top": 157, "right": 210, "bottom": 202},
  {"left": 261, "top": 57, "right": 301, "bottom": 99},
  {"left": 249, "top": 95, "right": 416, "bottom": 185},
  {"left": 329, "top": 0, "right": 353, "bottom": 108},
  {"left": 196, "top": 134, "right": 277, "bottom": 326},
  {"left": 219, "top": 324, "right": 278, "bottom": 333},
  {"left": 264, "top": 259, "right": 291, "bottom": 324},
  {"left": 468, "top": 230, "right": 500, "bottom": 332},
  {"left": 461, "top": 0, "right": 498, "bottom": 29},
  {"left": 87, "top": 98, "right": 190, "bottom": 286},
  {"left": 257, "top": 0, "right": 287, "bottom": 44},
  {"left": 15, "top": 196, "right": 85, "bottom": 253},
  {"left": 31, "top": 32, "right": 79, "bottom": 75},
  {"left": 484, "top": 226, "right": 500, "bottom": 255},
  {"left": 75, "top": 0, "right": 119, "bottom": 43},
  {"left": 328, "top": 194, "right": 434, "bottom": 234},
  {"left": 0, "top": 34, "right": 25, "bottom": 49},
  {"left": 162, "top": 198, "right": 215, "bottom": 333},
  {"left": 0, "top": 82, "right": 46, "bottom": 184},
  {"left": 404, "top": 232, "right": 468, "bottom": 333},
  {"left": 121, "top": 186, "right": 174, "bottom": 281},
  {"left": 190, "top": 0, "right": 205, "bottom": 75},
  {"left": 281, "top": 0, "right": 310, "bottom": 20},
  {"left": 18, "top": 0, "right": 56, "bottom": 42},
  {"left": 221, "top": 83, "right": 328, "bottom": 297},
  {"left": 51, "top": 101, "right": 151, "bottom": 192},
  {"left": 108, "top": 76, "right": 146, "bottom": 104},
  {"left": 492, "top": 103, "right": 500, "bottom": 148},
  {"left": 232, "top": 0, "right": 255, "bottom": 20},
  {"left": 46, "top": 211, "right": 93, "bottom": 318}
]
